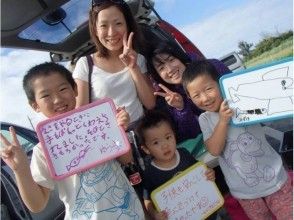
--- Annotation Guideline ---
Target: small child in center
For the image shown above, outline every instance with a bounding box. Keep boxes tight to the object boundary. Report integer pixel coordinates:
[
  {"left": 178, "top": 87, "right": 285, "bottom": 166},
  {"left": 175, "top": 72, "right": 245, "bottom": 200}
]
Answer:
[
  {"left": 182, "top": 60, "right": 293, "bottom": 220},
  {"left": 136, "top": 110, "right": 216, "bottom": 220}
]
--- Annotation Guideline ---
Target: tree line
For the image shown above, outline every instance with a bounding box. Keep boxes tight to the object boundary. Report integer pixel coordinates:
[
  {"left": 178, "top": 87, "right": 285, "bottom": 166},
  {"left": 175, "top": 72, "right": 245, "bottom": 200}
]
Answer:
[{"left": 238, "top": 30, "right": 293, "bottom": 61}]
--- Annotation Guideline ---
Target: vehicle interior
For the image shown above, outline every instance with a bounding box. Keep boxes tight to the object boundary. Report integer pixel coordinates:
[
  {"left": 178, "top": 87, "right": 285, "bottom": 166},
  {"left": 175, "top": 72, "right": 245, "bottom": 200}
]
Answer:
[{"left": 1, "top": 0, "right": 204, "bottom": 65}]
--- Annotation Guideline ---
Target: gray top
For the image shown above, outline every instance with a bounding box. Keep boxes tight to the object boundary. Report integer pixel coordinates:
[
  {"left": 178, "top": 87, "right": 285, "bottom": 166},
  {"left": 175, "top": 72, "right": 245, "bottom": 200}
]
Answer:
[{"left": 199, "top": 111, "right": 287, "bottom": 199}]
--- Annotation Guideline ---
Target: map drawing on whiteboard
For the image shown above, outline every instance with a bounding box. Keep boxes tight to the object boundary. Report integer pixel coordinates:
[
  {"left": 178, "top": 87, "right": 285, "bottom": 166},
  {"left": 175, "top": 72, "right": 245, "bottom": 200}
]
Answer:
[{"left": 220, "top": 58, "right": 293, "bottom": 125}]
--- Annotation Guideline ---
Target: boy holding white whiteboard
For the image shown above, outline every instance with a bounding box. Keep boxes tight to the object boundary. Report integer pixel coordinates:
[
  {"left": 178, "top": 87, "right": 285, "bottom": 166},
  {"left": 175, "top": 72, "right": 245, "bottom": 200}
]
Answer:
[
  {"left": 0, "top": 62, "right": 145, "bottom": 219},
  {"left": 182, "top": 60, "right": 292, "bottom": 220},
  {"left": 136, "top": 110, "right": 216, "bottom": 220}
]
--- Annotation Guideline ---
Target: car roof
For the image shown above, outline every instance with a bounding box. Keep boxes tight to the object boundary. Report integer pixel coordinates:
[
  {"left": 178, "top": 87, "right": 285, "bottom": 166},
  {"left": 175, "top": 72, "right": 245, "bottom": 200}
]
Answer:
[{"left": 1, "top": 0, "right": 155, "bottom": 63}]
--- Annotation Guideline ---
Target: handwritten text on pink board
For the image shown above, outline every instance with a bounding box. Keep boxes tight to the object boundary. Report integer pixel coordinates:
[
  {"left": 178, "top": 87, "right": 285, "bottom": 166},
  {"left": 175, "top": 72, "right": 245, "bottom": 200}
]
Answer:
[
  {"left": 36, "top": 98, "right": 130, "bottom": 180},
  {"left": 151, "top": 163, "right": 224, "bottom": 220}
]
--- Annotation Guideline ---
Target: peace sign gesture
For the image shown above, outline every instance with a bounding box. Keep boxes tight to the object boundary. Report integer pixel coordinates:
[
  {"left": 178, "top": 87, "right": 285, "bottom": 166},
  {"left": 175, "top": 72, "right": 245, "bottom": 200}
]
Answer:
[
  {"left": 0, "top": 127, "right": 29, "bottom": 172},
  {"left": 119, "top": 32, "right": 138, "bottom": 69},
  {"left": 154, "top": 84, "right": 184, "bottom": 110}
]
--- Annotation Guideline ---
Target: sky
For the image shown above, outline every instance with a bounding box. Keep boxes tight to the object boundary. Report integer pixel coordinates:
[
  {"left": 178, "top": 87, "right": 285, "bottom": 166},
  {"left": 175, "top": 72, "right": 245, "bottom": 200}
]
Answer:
[{"left": 0, "top": 0, "right": 293, "bottom": 130}]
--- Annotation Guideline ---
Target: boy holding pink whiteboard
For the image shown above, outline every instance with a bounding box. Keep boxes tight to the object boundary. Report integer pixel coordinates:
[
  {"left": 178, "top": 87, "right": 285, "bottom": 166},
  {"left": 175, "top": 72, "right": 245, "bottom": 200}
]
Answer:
[
  {"left": 0, "top": 62, "right": 145, "bottom": 219},
  {"left": 136, "top": 110, "right": 216, "bottom": 220}
]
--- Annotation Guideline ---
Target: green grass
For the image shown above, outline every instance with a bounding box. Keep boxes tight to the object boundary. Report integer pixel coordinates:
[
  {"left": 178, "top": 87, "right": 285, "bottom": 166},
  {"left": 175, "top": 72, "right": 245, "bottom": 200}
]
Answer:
[{"left": 244, "top": 38, "right": 293, "bottom": 68}]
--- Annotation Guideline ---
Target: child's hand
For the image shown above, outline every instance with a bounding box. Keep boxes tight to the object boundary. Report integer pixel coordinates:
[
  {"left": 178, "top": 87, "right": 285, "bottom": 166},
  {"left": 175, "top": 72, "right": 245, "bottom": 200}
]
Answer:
[
  {"left": 116, "top": 106, "right": 130, "bottom": 131},
  {"left": 204, "top": 168, "right": 215, "bottom": 181},
  {"left": 219, "top": 100, "right": 233, "bottom": 124},
  {"left": 0, "top": 126, "right": 30, "bottom": 173},
  {"left": 154, "top": 84, "right": 184, "bottom": 110},
  {"left": 154, "top": 210, "right": 168, "bottom": 220},
  {"left": 119, "top": 32, "right": 138, "bottom": 69}
]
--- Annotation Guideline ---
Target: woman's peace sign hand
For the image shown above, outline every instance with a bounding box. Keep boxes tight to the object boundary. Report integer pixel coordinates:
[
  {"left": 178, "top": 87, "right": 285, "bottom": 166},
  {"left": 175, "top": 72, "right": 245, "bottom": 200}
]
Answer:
[
  {"left": 0, "top": 126, "right": 29, "bottom": 172},
  {"left": 119, "top": 32, "right": 137, "bottom": 69},
  {"left": 154, "top": 84, "right": 184, "bottom": 110}
]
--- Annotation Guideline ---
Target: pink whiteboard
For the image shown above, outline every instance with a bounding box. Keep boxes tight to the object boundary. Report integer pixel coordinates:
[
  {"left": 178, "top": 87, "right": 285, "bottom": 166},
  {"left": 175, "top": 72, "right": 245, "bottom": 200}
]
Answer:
[{"left": 36, "top": 98, "right": 130, "bottom": 180}]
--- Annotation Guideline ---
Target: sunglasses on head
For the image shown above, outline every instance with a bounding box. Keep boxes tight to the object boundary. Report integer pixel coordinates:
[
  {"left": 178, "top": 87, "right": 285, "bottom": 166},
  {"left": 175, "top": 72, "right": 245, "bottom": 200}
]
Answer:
[{"left": 92, "top": 0, "right": 125, "bottom": 8}]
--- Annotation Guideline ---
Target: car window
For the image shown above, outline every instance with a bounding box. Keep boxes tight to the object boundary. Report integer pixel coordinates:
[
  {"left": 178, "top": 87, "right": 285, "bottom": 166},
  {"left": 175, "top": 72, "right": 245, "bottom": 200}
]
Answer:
[
  {"left": 19, "top": 0, "right": 91, "bottom": 44},
  {"left": 221, "top": 55, "right": 237, "bottom": 67},
  {"left": 0, "top": 129, "right": 35, "bottom": 153}
]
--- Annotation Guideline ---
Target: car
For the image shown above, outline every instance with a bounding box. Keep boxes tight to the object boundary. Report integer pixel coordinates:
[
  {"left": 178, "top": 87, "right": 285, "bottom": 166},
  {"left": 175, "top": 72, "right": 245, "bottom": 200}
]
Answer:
[
  {"left": 1, "top": 0, "right": 205, "bottom": 64},
  {"left": 219, "top": 51, "right": 246, "bottom": 72},
  {"left": 1, "top": 122, "right": 65, "bottom": 220}
]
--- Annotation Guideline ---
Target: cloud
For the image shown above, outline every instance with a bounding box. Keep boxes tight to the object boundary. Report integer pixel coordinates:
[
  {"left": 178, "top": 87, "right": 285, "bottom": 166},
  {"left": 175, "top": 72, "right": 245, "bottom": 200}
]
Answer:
[
  {"left": 154, "top": 0, "right": 176, "bottom": 13},
  {"left": 180, "top": 0, "right": 293, "bottom": 58},
  {"left": 0, "top": 50, "right": 50, "bottom": 129}
]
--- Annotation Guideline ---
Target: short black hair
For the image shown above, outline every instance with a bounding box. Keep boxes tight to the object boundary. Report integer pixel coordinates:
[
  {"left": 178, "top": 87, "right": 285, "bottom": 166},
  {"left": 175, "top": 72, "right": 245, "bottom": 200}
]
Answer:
[
  {"left": 23, "top": 62, "right": 76, "bottom": 102},
  {"left": 182, "top": 60, "right": 220, "bottom": 96},
  {"left": 136, "top": 110, "right": 175, "bottom": 145}
]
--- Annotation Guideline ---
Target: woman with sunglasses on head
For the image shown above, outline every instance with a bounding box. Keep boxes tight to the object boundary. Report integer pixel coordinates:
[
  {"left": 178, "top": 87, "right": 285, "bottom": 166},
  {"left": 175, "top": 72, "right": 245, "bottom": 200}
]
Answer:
[
  {"left": 147, "top": 41, "right": 231, "bottom": 144},
  {"left": 73, "top": 0, "right": 155, "bottom": 202},
  {"left": 71, "top": 0, "right": 156, "bottom": 218},
  {"left": 73, "top": 0, "right": 155, "bottom": 126}
]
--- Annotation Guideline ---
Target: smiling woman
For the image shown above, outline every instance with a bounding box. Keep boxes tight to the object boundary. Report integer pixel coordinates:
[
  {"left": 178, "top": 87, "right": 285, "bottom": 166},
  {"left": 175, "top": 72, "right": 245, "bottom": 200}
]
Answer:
[{"left": 73, "top": 0, "right": 155, "bottom": 124}]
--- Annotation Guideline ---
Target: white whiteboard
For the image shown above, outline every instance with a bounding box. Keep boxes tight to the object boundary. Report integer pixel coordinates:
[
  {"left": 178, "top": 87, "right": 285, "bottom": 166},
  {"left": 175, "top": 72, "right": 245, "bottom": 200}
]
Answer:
[
  {"left": 36, "top": 98, "right": 130, "bottom": 180},
  {"left": 220, "top": 58, "right": 293, "bottom": 126},
  {"left": 151, "top": 162, "right": 224, "bottom": 220}
]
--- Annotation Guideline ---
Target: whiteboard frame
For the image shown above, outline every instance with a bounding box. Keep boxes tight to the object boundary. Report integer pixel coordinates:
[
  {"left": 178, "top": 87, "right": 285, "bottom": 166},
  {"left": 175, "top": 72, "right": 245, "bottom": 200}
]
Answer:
[
  {"left": 219, "top": 57, "right": 293, "bottom": 126},
  {"left": 36, "top": 98, "right": 130, "bottom": 180},
  {"left": 151, "top": 162, "right": 224, "bottom": 219}
]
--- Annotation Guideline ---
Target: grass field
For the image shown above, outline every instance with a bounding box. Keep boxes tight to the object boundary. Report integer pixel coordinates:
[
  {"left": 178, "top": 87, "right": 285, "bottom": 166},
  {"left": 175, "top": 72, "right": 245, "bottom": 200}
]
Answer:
[{"left": 244, "top": 38, "right": 293, "bottom": 68}]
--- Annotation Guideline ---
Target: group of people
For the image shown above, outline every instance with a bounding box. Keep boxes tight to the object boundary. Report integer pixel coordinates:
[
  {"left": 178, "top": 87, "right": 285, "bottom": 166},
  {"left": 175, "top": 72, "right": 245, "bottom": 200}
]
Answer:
[{"left": 0, "top": 0, "right": 292, "bottom": 220}]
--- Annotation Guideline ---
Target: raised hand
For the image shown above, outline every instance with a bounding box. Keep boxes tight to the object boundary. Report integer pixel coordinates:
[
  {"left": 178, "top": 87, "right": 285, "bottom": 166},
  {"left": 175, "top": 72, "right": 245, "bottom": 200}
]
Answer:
[
  {"left": 119, "top": 32, "right": 137, "bottom": 69},
  {"left": 204, "top": 168, "right": 216, "bottom": 181},
  {"left": 154, "top": 210, "right": 168, "bottom": 220},
  {"left": 219, "top": 99, "right": 234, "bottom": 124},
  {"left": 154, "top": 84, "right": 184, "bottom": 110},
  {"left": 0, "top": 126, "right": 30, "bottom": 172},
  {"left": 116, "top": 106, "right": 130, "bottom": 131}
]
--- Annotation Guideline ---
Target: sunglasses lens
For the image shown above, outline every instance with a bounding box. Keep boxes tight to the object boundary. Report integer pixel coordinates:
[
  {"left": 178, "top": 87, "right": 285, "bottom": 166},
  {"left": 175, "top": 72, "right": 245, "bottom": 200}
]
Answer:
[{"left": 92, "top": 0, "right": 123, "bottom": 7}]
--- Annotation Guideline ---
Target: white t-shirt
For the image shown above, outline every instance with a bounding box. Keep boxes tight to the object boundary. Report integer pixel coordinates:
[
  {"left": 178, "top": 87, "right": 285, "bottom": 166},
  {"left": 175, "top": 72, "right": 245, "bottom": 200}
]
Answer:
[
  {"left": 199, "top": 111, "right": 288, "bottom": 199},
  {"left": 30, "top": 144, "right": 145, "bottom": 220},
  {"left": 73, "top": 54, "right": 147, "bottom": 123}
]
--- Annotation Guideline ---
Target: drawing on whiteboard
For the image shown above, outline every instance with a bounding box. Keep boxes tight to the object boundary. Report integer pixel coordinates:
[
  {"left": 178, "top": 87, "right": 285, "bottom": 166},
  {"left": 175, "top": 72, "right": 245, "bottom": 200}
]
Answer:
[
  {"left": 223, "top": 129, "right": 275, "bottom": 187},
  {"left": 228, "top": 67, "right": 293, "bottom": 116},
  {"left": 66, "top": 145, "right": 92, "bottom": 171},
  {"left": 236, "top": 108, "right": 267, "bottom": 118}
]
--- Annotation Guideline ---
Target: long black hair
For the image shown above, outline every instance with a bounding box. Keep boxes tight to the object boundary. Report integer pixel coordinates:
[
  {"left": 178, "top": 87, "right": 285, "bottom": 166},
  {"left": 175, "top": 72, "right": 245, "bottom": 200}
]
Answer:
[
  {"left": 89, "top": 0, "right": 141, "bottom": 58},
  {"left": 146, "top": 41, "right": 191, "bottom": 90}
]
